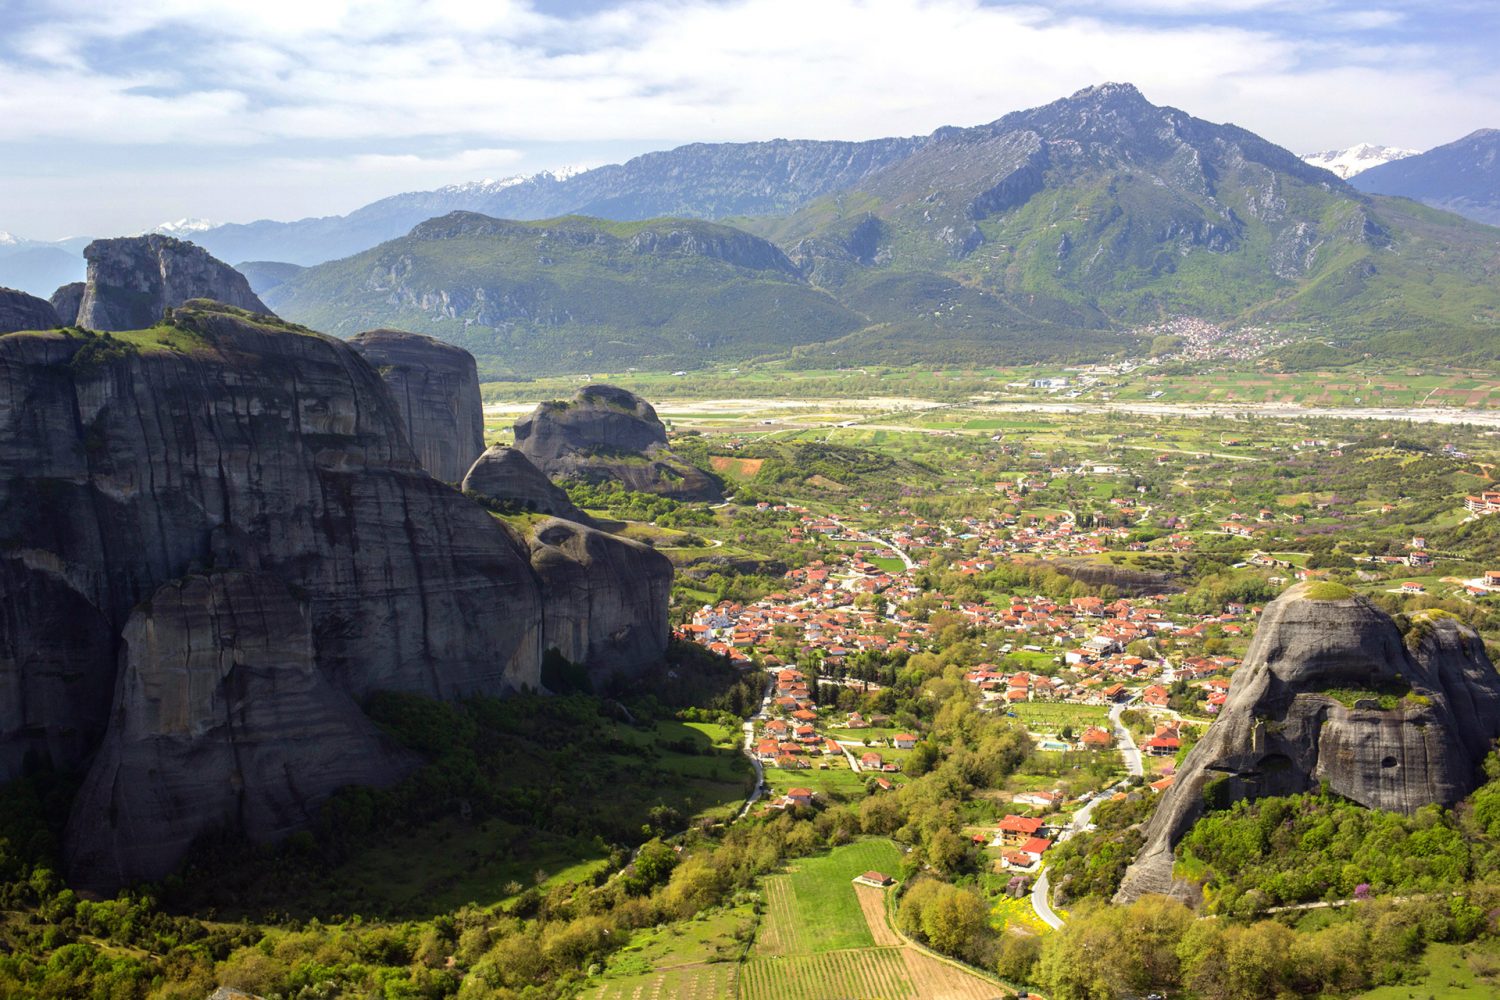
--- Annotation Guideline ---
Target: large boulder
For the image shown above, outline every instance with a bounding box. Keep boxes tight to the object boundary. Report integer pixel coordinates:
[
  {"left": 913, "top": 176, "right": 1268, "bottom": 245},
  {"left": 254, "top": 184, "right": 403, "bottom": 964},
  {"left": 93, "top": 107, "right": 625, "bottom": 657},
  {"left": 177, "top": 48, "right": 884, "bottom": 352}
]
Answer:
[
  {"left": 527, "top": 518, "right": 673, "bottom": 682},
  {"left": 76, "top": 235, "right": 270, "bottom": 331},
  {"left": 64, "top": 572, "right": 415, "bottom": 890},
  {"left": 349, "top": 328, "right": 486, "bottom": 483},
  {"left": 49, "top": 282, "right": 85, "bottom": 326},
  {"left": 513, "top": 384, "right": 722, "bottom": 501},
  {"left": 0, "top": 286, "right": 60, "bottom": 333},
  {"left": 1117, "top": 584, "right": 1500, "bottom": 900},
  {"left": 462, "top": 445, "right": 594, "bottom": 524}
]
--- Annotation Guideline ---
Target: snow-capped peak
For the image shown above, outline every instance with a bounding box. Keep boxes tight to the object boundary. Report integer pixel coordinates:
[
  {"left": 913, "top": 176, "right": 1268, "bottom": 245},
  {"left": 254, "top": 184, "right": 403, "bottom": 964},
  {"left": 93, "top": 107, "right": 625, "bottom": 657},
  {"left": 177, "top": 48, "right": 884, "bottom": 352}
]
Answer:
[
  {"left": 0, "top": 231, "right": 25, "bottom": 246},
  {"left": 149, "top": 218, "right": 218, "bottom": 237},
  {"left": 436, "top": 175, "right": 529, "bottom": 196},
  {"left": 434, "top": 165, "right": 591, "bottom": 196},
  {"left": 1301, "top": 143, "right": 1418, "bottom": 179}
]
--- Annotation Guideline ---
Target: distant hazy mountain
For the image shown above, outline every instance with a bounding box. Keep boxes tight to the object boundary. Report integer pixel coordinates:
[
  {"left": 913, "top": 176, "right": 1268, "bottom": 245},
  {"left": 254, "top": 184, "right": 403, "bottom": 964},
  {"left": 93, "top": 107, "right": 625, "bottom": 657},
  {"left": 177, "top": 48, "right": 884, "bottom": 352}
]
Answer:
[
  {"left": 1301, "top": 143, "right": 1417, "bottom": 179},
  {"left": 189, "top": 139, "right": 927, "bottom": 265},
  {"left": 0, "top": 243, "right": 84, "bottom": 297},
  {"left": 235, "top": 260, "right": 306, "bottom": 297},
  {"left": 1351, "top": 129, "right": 1500, "bottom": 226},
  {"left": 747, "top": 83, "right": 1500, "bottom": 364}
]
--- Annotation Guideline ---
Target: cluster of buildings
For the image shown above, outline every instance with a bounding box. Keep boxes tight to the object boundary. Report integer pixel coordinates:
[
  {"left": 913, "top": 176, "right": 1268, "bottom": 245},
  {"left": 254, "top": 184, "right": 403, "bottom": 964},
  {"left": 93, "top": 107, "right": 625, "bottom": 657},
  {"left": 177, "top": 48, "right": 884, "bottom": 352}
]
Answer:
[{"left": 1465, "top": 491, "right": 1500, "bottom": 517}]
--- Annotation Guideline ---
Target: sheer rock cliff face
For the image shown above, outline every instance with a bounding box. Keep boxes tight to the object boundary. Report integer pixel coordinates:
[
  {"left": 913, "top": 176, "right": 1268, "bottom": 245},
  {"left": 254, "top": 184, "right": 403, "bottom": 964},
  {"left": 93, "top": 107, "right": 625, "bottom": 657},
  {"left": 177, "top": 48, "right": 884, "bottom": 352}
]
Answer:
[
  {"left": 527, "top": 518, "right": 673, "bottom": 684},
  {"left": 76, "top": 236, "right": 271, "bottom": 331},
  {"left": 64, "top": 572, "right": 416, "bottom": 890},
  {"left": 1117, "top": 585, "right": 1500, "bottom": 901},
  {"left": 462, "top": 445, "right": 595, "bottom": 525},
  {"left": 349, "top": 328, "right": 485, "bottom": 482},
  {"left": 1, "top": 304, "right": 671, "bottom": 889},
  {"left": 513, "top": 384, "right": 723, "bottom": 501},
  {"left": 0, "top": 287, "right": 60, "bottom": 333},
  {"left": 0, "top": 304, "right": 555, "bottom": 888}
]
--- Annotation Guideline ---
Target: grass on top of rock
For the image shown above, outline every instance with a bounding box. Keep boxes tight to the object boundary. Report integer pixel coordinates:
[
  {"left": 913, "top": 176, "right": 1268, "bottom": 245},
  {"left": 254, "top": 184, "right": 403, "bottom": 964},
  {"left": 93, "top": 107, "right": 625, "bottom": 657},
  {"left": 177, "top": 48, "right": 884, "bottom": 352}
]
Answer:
[{"left": 1301, "top": 581, "right": 1356, "bottom": 601}]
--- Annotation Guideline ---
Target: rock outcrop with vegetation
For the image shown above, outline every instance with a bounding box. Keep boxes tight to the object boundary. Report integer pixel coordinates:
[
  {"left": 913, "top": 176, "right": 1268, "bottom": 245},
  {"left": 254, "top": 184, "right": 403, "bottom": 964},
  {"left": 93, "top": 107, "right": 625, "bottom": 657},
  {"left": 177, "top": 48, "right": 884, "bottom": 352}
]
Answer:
[
  {"left": 349, "top": 327, "right": 485, "bottom": 482},
  {"left": 0, "top": 302, "right": 670, "bottom": 889},
  {"left": 76, "top": 235, "right": 270, "bottom": 331},
  {"left": 513, "top": 384, "right": 723, "bottom": 501},
  {"left": 462, "top": 444, "right": 594, "bottom": 524},
  {"left": 1117, "top": 584, "right": 1500, "bottom": 900}
]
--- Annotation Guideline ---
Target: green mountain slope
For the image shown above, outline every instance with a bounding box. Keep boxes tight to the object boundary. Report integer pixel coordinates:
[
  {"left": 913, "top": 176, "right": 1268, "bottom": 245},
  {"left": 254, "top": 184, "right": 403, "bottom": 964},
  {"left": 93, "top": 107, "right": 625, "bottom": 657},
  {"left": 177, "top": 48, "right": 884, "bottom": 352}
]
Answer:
[
  {"left": 266, "top": 213, "right": 866, "bottom": 377},
  {"left": 754, "top": 83, "right": 1500, "bottom": 359}
]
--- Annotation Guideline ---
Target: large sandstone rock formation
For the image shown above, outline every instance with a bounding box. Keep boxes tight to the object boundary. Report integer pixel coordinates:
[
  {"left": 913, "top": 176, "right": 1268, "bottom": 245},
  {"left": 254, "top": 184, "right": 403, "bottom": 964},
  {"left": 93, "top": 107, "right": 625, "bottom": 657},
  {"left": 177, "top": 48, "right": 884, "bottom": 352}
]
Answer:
[
  {"left": 527, "top": 518, "right": 673, "bottom": 683},
  {"left": 49, "top": 282, "right": 85, "bottom": 326},
  {"left": 349, "top": 328, "right": 485, "bottom": 482},
  {"left": 0, "top": 302, "right": 671, "bottom": 889},
  {"left": 0, "top": 286, "right": 60, "bottom": 333},
  {"left": 76, "top": 235, "right": 270, "bottom": 331},
  {"left": 462, "top": 445, "right": 594, "bottom": 524},
  {"left": 513, "top": 384, "right": 722, "bottom": 501},
  {"left": 65, "top": 572, "right": 415, "bottom": 889},
  {"left": 1117, "top": 584, "right": 1500, "bottom": 901}
]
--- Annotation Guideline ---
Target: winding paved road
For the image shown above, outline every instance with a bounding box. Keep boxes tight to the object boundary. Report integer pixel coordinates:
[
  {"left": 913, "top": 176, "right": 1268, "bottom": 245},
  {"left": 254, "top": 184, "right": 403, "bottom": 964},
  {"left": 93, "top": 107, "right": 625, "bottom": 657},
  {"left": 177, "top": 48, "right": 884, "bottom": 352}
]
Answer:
[{"left": 1031, "top": 697, "right": 1145, "bottom": 929}]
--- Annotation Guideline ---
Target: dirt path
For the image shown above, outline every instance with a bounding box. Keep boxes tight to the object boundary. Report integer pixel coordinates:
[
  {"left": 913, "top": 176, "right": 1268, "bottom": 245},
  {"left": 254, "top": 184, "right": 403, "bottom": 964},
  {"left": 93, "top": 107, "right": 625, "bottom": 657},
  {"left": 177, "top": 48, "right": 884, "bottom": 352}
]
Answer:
[
  {"left": 854, "top": 881, "right": 1015, "bottom": 999},
  {"left": 854, "top": 884, "right": 903, "bottom": 947}
]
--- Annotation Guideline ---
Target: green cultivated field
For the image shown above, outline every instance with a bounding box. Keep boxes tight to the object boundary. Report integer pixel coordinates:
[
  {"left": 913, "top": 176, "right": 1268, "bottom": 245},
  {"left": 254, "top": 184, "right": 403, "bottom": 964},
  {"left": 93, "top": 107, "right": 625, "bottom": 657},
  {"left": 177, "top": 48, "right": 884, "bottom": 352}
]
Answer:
[
  {"left": 755, "top": 839, "right": 904, "bottom": 957},
  {"left": 740, "top": 949, "right": 912, "bottom": 1000}
]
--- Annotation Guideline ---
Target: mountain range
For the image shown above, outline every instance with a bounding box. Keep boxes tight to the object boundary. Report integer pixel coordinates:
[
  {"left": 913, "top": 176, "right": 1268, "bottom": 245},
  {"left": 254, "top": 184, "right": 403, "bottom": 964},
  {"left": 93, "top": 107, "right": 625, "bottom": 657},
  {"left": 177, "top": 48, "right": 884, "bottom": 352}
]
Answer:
[
  {"left": 256, "top": 83, "right": 1500, "bottom": 376},
  {"left": 5, "top": 84, "right": 1499, "bottom": 375}
]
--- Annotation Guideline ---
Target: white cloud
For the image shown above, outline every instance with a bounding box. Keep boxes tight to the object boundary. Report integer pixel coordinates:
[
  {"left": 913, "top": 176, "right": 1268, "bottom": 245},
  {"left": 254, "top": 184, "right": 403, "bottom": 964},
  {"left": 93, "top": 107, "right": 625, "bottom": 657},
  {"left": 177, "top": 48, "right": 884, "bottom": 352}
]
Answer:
[{"left": 1, "top": 0, "right": 1496, "bottom": 236}]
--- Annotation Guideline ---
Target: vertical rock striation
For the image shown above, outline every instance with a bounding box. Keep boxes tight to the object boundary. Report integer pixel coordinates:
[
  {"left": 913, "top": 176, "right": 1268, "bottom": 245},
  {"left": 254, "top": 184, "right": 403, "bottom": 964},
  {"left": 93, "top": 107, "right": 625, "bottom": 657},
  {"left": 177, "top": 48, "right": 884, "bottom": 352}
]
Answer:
[
  {"left": 0, "top": 303, "right": 674, "bottom": 889},
  {"left": 527, "top": 518, "right": 673, "bottom": 684},
  {"left": 64, "top": 572, "right": 415, "bottom": 890},
  {"left": 1117, "top": 584, "right": 1500, "bottom": 901},
  {"left": 349, "top": 328, "right": 485, "bottom": 482},
  {"left": 76, "top": 235, "right": 270, "bottom": 331}
]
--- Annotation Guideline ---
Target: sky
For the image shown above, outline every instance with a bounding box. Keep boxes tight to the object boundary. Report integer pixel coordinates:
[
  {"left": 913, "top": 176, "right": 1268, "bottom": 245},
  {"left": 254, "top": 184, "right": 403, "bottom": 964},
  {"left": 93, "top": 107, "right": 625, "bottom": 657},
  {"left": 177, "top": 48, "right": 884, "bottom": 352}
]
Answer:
[{"left": 1, "top": 0, "right": 1497, "bottom": 240}]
